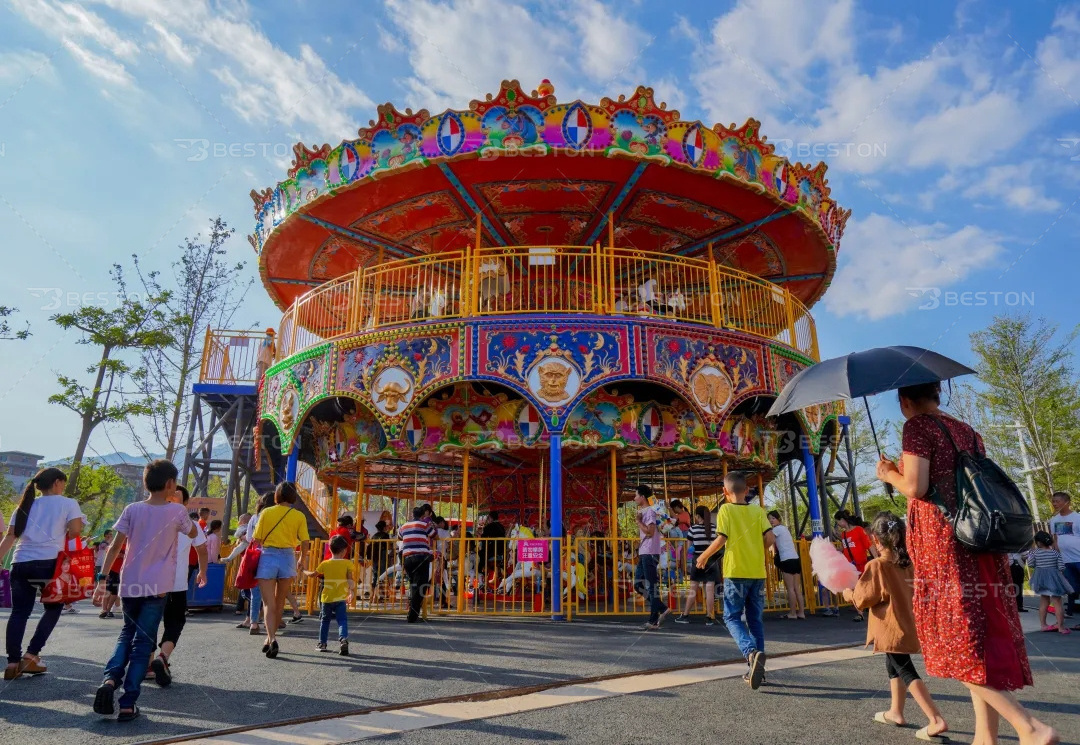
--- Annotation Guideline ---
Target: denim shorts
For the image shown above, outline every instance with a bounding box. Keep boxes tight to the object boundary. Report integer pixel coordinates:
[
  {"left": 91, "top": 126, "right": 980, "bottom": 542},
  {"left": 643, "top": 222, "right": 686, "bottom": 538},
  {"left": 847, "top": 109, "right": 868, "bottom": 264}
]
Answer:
[{"left": 255, "top": 547, "right": 297, "bottom": 580}]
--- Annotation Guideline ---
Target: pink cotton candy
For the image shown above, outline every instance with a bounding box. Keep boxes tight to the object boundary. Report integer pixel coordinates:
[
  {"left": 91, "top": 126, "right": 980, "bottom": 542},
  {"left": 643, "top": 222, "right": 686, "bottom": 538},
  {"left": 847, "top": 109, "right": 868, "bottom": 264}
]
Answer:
[{"left": 809, "top": 536, "right": 860, "bottom": 593}]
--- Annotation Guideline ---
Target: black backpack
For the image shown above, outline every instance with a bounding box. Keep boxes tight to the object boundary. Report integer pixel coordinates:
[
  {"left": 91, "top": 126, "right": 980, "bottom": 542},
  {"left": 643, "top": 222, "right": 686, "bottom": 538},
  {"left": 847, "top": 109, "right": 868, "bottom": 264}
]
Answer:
[{"left": 927, "top": 416, "right": 1034, "bottom": 554}]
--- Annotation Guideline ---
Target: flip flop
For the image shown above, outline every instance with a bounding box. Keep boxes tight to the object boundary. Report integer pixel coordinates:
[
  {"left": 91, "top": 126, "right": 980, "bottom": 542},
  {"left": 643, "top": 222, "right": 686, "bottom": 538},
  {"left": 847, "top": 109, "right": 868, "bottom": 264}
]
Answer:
[
  {"left": 874, "top": 712, "right": 903, "bottom": 726},
  {"left": 915, "top": 725, "right": 949, "bottom": 742},
  {"left": 117, "top": 705, "right": 140, "bottom": 722}
]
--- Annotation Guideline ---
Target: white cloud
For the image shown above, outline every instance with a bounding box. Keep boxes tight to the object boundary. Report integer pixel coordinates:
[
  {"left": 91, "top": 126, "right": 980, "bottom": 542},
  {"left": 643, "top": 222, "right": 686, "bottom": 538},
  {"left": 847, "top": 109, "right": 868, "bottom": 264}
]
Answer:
[
  {"left": 690, "top": 0, "right": 855, "bottom": 128},
  {"left": 0, "top": 50, "right": 57, "bottom": 86},
  {"left": 381, "top": 0, "right": 651, "bottom": 110},
  {"left": 957, "top": 162, "right": 1063, "bottom": 212},
  {"left": 824, "top": 214, "right": 1004, "bottom": 320},
  {"left": 569, "top": 0, "right": 651, "bottom": 83},
  {"left": 377, "top": 23, "right": 404, "bottom": 54},
  {"left": 61, "top": 38, "right": 134, "bottom": 87},
  {"left": 147, "top": 20, "right": 195, "bottom": 66},
  {"left": 11, "top": 0, "right": 138, "bottom": 88},
  {"left": 12, "top": 0, "right": 138, "bottom": 59},
  {"left": 1034, "top": 7, "right": 1080, "bottom": 107},
  {"left": 17, "top": 0, "right": 375, "bottom": 141},
  {"left": 690, "top": 0, "right": 1078, "bottom": 184}
]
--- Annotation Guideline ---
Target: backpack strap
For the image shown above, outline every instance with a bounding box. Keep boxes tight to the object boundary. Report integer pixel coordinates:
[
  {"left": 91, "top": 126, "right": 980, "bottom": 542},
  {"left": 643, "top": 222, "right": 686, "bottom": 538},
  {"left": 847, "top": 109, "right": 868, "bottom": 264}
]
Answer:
[{"left": 926, "top": 414, "right": 962, "bottom": 454}]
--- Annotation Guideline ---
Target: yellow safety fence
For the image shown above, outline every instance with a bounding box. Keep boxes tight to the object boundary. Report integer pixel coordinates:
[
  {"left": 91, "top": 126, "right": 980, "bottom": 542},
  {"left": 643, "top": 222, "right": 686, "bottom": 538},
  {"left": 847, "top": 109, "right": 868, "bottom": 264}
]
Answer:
[{"left": 221, "top": 535, "right": 849, "bottom": 620}]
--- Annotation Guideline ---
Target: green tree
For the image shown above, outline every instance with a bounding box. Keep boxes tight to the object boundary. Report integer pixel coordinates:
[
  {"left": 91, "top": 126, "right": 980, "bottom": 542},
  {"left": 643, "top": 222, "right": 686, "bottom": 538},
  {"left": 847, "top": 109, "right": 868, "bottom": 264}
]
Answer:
[
  {"left": 131, "top": 217, "right": 252, "bottom": 460},
  {"left": 968, "top": 315, "right": 1080, "bottom": 514},
  {"left": 66, "top": 462, "right": 124, "bottom": 533},
  {"left": 0, "top": 306, "right": 30, "bottom": 340},
  {"left": 0, "top": 467, "right": 18, "bottom": 527},
  {"left": 49, "top": 265, "right": 175, "bottom": 497}
]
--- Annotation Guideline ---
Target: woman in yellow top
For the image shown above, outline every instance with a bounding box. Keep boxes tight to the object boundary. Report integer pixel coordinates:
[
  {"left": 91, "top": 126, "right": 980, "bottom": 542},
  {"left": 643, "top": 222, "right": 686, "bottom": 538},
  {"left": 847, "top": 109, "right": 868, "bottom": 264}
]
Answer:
[{"left": 253, "top": 482, "right": 310, "bottom": 658}]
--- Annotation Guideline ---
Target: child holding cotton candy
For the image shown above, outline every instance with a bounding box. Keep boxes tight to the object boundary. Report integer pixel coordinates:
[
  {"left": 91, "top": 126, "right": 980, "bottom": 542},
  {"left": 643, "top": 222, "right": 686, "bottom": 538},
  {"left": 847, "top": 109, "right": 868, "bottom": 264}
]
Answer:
[{"left": 842, "top": 512, "right": 949, "bottom": 743}]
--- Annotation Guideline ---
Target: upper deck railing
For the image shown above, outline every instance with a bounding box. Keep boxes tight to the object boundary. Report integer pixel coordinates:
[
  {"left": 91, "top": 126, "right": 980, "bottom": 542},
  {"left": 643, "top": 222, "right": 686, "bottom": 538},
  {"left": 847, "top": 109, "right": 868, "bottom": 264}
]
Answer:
[{"left": 267, "top": 243, "right": 818, "bottom": 366}]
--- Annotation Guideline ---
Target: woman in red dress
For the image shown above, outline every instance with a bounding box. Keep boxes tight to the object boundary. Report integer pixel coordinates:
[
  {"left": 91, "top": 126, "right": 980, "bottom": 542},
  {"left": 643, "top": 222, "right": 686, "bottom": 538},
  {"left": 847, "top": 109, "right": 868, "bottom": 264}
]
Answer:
[{"left": 877, "top": 382, "right": 1058, "bottom": 745}]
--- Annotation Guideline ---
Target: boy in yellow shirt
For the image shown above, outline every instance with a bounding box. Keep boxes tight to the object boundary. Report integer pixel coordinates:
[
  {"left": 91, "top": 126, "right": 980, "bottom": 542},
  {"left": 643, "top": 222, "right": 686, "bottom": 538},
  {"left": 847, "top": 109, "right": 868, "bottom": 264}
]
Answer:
[
  {"left": 306, "top": 535, "right": 354, "bottom": 656},
  {"left": 695, "top": 472, "right": 776, "bottom": 691}
]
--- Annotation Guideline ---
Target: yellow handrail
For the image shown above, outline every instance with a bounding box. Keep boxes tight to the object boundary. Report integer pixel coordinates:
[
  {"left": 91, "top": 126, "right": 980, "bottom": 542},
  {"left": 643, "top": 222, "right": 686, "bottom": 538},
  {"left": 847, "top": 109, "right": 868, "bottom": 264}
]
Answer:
[{"left": 269, "top": 245, "right": 819, "bottom": 362}]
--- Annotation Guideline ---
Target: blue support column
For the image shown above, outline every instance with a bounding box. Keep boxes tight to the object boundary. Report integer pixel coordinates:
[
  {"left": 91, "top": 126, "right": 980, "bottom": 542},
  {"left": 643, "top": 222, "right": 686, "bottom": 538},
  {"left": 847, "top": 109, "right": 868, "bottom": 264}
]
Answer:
[
  {"left": 801, "top": 437, "right": 824, "bottom": 538},
  {"left": 285, "top": 440, "right": 299, "bottom": 483},
  {"left": 550, "top": 433, "right": 564, "bottom": 620}
]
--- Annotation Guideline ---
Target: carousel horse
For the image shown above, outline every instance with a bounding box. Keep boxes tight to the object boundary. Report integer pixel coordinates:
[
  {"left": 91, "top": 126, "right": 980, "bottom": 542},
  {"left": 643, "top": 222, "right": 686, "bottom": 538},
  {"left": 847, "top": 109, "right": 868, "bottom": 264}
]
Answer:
[{"left": 497, "top": 523, "right": 537, "bottom": 593}]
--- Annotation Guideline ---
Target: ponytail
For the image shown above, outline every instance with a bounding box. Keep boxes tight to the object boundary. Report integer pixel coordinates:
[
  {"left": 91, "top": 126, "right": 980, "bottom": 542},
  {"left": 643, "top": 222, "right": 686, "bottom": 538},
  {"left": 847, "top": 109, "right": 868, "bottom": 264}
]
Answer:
[
  {"left": 695, "top": 505, "right": 712, "bottom": 543},
  {"left": 870, "top": 511, "right": 911, "bottom": 569},
  {"left": 13, "top": 467, "right": 68, "bottom": 538}
]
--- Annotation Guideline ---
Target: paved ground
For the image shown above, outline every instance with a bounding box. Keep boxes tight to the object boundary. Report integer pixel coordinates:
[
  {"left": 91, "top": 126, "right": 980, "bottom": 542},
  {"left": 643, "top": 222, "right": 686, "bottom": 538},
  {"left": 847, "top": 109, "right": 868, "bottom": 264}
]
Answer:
[
  {"left": 0, "top": 605, "right": 1075, "bottom": 745},
  {"left": 367, "top": 642, "right": 1079, "bottom": 745}
]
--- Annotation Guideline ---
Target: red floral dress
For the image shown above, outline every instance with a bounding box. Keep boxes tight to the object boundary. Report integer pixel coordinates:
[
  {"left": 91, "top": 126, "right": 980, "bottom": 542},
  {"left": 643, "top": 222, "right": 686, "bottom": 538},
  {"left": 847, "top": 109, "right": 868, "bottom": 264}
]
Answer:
[{"left": 902, "top": 413, "right": 1032, "bottom": 690}]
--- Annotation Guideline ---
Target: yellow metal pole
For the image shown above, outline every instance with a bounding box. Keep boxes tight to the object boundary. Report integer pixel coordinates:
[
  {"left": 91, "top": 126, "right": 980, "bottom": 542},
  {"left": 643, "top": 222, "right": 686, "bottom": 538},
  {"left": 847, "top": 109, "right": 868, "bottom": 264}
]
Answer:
[
  {"left": 471, "top": 213, "right": 482, "bottom": 315},
  {"left": 358, "top": 460, "right": 365, "bottom": 514},
  {"left": 539, "top": 459, "right": 545, "bottom": 534},
  {"left": 609, "top": 446, "right": 619, "bottom": 612},
  {"left": 329, "top": 480, "right": 340, "bottom": 525},
  {"left": 455, "top": 450, "right": 471, "bottom": 613},
  {"left": 757, "top": 471, "right": 766, "bottom": 508}
]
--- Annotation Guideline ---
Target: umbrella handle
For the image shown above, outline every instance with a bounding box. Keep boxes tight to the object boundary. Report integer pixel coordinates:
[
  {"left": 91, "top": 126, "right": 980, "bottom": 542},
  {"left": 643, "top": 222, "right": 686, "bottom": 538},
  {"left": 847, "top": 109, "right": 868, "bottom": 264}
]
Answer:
[{"left": 864, "top": 396, "right": 902, "bottom": 506}]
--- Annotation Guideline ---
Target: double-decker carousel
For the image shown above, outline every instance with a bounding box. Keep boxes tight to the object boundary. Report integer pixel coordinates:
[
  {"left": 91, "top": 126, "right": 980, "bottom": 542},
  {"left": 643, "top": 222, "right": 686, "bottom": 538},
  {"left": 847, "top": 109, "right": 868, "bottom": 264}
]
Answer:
[{"left": 247, "top": 79, "right": 850, "bottom": 615}]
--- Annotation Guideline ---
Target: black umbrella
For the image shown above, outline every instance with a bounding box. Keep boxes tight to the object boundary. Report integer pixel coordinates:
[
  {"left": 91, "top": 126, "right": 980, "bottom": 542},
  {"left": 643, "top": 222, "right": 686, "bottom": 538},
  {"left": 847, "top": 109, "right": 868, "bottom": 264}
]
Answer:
[{"left": 767, "top": 345, "right": 976, "bottom": 455}]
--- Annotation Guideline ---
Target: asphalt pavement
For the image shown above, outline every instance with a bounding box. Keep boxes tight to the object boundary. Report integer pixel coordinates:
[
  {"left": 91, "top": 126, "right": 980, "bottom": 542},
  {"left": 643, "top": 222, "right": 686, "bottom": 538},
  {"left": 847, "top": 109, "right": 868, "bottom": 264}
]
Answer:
[{"left": 0, "top": 605, "right": 1075, "bottom": 745}]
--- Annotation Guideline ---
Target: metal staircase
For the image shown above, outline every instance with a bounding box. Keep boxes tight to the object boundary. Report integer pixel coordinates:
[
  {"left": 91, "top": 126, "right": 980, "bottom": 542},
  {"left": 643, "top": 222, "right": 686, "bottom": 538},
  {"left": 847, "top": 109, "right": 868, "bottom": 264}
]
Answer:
[{"left": 182, "top": 329, "right": 328, "bottom": 539}]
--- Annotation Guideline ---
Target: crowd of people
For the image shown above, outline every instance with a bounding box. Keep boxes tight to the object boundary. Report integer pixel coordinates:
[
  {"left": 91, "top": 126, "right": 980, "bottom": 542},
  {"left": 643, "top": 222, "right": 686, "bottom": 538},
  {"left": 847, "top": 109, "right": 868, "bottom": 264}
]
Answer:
[{"left": 1, "top": 380, "right": 1074, "bottom": 741}]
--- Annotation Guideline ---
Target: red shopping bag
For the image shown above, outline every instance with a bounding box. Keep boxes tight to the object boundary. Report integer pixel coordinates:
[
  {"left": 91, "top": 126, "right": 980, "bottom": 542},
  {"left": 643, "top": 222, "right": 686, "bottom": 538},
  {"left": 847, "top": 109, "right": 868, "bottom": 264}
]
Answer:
[
  {"left": 40, "top": 537, "right": 95, "bottom": 604},
  {"left": 233, "top": 543, "right": 262, "bottom": 590}
]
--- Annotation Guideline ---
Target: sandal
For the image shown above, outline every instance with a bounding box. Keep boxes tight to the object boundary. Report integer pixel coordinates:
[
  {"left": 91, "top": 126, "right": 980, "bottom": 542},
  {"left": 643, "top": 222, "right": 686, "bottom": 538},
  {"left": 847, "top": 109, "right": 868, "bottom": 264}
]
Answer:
[
  {"left": 915, "top": 725, "right": 949, "bottom": 742},
  {"left": 266, "top": 640, "right": 279, "bottom": 659},
  {"left": 93, "top": 680, "right": 117, "bottom": 715},
  {"left": 3, "top": 663, "right": 21, "bottom": 681},
  {"left": 1059, "top": 628, "right": 1072, "bottom": 635},
  {"left": 1041, "top": 625, "right": 1059, "bottom": 632},
  {"left": 117, "top": 705, "right": 140, "bottom": 722},
  {"left": 873, "top": 711, "right": 904, "bottom": 726}
]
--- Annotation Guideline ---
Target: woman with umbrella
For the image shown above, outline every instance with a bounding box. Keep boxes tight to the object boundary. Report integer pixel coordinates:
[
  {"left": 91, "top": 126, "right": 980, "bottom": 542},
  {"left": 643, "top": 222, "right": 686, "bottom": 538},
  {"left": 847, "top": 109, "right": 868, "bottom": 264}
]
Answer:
[
  {"left": 877, "top": 382, "right": 1057, "bottom": 745},
  {"left": 771, "top": 347, "right": 1058, "bottom": 744}
]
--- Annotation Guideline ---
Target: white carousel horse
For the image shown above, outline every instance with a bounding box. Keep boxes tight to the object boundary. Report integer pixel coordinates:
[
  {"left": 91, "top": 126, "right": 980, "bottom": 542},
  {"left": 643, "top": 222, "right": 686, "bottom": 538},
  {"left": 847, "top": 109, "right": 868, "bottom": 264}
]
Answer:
[{"left": 497, "top": 524, "right": 537, "bottom": 593}]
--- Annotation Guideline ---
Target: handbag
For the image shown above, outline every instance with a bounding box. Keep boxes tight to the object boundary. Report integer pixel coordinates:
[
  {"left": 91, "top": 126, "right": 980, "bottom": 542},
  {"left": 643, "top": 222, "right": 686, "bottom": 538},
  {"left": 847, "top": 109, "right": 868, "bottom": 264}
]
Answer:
[
  {"left": 927, "top": 416, "right": 1034, "bottom": 554},
  {"left": 41, "top": 536, "right": 96, "bottom": 604},
  {"left": 234, "top": 508, "right": 294, "bottom": 590},
  {"left": 0, "top": 569, "right": 11, "bottom": 609}
]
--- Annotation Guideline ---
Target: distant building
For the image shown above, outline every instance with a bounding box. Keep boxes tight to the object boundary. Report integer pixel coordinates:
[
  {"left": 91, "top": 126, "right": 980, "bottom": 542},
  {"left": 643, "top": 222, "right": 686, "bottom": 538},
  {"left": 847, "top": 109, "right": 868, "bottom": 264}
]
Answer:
[
  {"left": 0, "top": 451, "right": 44, "bottom": 493},
  {"left": 110, "top": 462, "right": 147, "bottom": 502}
]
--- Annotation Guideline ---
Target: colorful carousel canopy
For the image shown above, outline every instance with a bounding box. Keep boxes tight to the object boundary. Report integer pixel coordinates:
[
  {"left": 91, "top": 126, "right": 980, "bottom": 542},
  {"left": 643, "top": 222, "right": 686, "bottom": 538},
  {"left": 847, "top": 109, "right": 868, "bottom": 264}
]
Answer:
[{"left": 250, "top": 80, "right": 850, "bottom": 314}]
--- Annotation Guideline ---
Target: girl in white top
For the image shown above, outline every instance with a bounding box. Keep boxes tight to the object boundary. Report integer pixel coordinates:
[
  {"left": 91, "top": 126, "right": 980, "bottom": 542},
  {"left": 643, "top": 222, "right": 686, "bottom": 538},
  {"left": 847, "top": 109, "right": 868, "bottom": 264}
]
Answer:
[
  {"left": 767, "top": 510, "right": 806, "bottom": 620},
  {"left": 1, "top": 468, "right": 85, "bottom": 680}
]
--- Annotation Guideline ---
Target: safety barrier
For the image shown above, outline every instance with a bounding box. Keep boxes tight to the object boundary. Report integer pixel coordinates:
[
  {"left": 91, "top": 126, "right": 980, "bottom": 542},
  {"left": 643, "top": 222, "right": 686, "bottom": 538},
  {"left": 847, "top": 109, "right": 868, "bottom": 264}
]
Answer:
[
  {"left": 262, "top": 243, "right": 819, "bottom": 368},
  {"left": 198, "top": 328, "right": 265, "bottom": 385},
  {"left": 222, "top": 534, "right": 848, "bottom": 620}
]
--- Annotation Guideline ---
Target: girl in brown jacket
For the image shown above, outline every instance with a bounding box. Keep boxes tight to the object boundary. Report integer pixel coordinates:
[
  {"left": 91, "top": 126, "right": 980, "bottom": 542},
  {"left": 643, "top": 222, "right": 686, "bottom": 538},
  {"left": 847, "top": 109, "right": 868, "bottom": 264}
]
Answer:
[{"left": 844, "top": 512, "right": 949, "bottom": 742}]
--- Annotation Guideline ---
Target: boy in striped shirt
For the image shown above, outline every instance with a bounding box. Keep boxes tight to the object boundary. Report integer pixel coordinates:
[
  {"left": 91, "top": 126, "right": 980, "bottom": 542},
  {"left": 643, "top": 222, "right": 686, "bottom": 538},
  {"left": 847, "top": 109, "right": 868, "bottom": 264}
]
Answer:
[{"left": 397, "top": 507, "right": 437, "bottom": 623}]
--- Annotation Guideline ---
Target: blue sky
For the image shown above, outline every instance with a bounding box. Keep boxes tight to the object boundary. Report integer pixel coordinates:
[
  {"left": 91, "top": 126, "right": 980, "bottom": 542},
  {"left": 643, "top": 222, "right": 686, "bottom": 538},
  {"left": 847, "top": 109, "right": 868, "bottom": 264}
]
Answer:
[{"left": 1, "top": 0, "right": 1078, "bottom": 461}]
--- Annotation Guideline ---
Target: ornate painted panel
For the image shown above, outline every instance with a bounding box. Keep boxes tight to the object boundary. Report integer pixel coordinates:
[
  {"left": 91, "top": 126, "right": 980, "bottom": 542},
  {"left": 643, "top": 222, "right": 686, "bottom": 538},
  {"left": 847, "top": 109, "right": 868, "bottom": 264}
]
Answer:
[{"left": 476, "top": 323, "right": 630, "bottom": 428}]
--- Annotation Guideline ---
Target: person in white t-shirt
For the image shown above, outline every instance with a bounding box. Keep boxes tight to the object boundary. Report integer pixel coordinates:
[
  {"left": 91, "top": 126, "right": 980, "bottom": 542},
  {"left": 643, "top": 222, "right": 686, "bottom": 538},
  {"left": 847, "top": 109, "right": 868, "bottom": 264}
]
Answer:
[
  {"left": 95, "top": 530, "right": 114, "bottom": 573},
  {"left": 146, "top": 485, "right": 207, "bottom": 687},
  {"left": 1049, "top": 491, "right": 1080, "bottom": 627},
  {"left": 767, "top": 511, "right": 806, "bottom": 620},
  {"left": 1, "top": 468, "right": 85, "bottom": 680}
]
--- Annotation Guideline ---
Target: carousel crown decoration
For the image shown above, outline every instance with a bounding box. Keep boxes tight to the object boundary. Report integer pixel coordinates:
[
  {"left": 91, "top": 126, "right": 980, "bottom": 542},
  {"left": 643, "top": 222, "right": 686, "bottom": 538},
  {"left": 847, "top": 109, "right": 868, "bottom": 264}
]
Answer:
[{"left": 249, "top": 79, "right": 851, "bottom": 258}]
